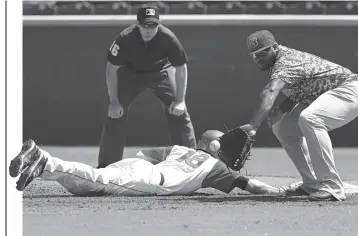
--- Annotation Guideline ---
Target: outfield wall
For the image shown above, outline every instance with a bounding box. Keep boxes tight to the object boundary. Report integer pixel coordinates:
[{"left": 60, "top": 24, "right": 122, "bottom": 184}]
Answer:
[{"left": 23, "top": 16, "right": 358, "bottom": 146}]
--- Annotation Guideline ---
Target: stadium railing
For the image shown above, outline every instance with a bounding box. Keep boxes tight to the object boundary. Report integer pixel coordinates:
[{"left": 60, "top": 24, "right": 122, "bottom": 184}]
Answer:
[
  {"left": 23, "top": 14, "right": 358, "bottom": 26},
  {"left": 23, "top": 1, "right": 358, "bottom": 15}
]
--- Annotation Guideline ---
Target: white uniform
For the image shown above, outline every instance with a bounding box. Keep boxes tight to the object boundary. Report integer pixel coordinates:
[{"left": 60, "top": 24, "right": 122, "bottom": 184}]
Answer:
[
  {"left": 41, "top": 149, "right": 162, "bottom": 196},
  {"left": 156, "top": 145, "right": 218, "bottom": 195},
  {"left": 39, "top": 145, "right": 218, "bottom": 196}
]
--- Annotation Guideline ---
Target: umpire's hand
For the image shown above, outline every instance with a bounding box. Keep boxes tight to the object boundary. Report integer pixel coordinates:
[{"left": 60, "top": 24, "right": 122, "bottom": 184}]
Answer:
[
  {"left": 169, "top": 101, "right": 186, "bottom": 116},
  {"left": 108, "top": 102, "right": 124, "bottom": 118}
]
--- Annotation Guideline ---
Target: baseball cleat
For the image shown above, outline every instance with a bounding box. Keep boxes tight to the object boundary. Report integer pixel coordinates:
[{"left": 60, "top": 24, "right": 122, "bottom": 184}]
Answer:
[
  {"left": 285, "top": 185, "right": 309, "bottom": 196},
  {"left": 9, "top": 139, "right": 37, "bottom": 177},
  {"left": 15, "top": 145, "right": 48, "bottom": 191},
  {"left": 308, "top": 190, "right": 341, "bottom": 201}
]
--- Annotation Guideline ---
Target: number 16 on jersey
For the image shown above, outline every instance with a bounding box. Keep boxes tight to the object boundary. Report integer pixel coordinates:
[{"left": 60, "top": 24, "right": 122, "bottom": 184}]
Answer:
[{"left": 109, "top": 41, "right": 120, "bottom": 56}]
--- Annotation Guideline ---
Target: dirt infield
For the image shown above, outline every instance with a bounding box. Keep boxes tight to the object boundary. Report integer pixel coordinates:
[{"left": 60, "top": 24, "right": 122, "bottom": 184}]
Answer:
[{"left": 22, "top": 147, "right": 358, "bottom": 236}]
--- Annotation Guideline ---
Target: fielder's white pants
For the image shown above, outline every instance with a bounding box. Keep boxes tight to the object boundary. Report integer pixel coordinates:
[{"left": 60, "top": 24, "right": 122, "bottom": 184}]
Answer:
[
  {"left": 272, "top": 80, "right": 358, "bottom": 200},
  {"left": 39, "top": 150, "right": 163, "bottom": 196}
]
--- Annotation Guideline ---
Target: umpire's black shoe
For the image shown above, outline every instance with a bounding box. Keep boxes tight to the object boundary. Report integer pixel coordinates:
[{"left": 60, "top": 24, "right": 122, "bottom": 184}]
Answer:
[
  {"left": 9, "top": 139, "right": 48, "bottom": 191},
  {"left": 285, "top": 186, "right": 309, "bottom": 196},
  {"left": 308, "top": 190, "right": 340, "bottom": 201},
  {"left": 97, "top": 164, "right": 108, "bottom": 169}
]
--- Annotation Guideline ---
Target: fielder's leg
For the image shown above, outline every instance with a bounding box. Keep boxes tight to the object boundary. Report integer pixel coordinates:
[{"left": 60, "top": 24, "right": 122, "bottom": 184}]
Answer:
[
  {"left": 298, "top": 80, "right": 358, "bottom": 201},
  {"left": 272, "top": 104, "right": 318, "bottom": 194},
  {"left": 151, "top": 68, "right": 197, "bottom": 148}
]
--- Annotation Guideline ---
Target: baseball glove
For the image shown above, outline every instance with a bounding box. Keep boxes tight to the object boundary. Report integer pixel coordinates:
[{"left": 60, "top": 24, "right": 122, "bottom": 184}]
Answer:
[{"left": 218, "top": 127, "right": 255, "bottom": 171}]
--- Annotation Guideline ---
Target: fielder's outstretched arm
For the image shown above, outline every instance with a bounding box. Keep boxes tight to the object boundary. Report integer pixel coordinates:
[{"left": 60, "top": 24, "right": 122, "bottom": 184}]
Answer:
[{"left": 249, "top": 78, "right": 287, "bottom": 131}]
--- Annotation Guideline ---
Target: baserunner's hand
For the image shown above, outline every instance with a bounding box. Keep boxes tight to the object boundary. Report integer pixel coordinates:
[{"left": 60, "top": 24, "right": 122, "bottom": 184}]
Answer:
[{"left": 108, "top": 102, "right": 124, "bottom": 118}]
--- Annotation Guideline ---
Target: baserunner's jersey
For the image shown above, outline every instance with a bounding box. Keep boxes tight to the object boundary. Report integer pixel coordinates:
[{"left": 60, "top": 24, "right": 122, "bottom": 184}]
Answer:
[
  {"left": 95, "top": 158, "right": 162, "bottom": 196},
  {"left": 155, "top": 145, "right": 218, "bottom": 195}
]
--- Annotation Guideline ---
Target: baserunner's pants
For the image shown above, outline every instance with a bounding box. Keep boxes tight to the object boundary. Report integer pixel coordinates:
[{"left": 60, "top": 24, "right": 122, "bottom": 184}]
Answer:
[{"left": 40, "top": 149, "right": 163, "bottom": 196}]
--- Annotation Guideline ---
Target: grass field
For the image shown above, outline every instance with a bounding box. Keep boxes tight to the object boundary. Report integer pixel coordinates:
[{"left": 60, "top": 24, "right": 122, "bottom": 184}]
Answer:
[{"left": 21, "top": 147, "right": 358, "bottom": 236}]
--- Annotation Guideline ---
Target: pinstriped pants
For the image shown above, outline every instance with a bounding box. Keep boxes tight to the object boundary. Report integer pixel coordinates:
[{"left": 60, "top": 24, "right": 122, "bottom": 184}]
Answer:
[{"left": 40, "top": 149, "right": 163, "bottom": 196}]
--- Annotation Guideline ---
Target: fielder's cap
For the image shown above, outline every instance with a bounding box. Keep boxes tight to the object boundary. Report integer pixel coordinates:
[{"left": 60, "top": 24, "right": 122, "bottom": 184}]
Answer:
[
  {"left": 247, "top": 30, "right": 277, "bottom": 55},
  {"left": 137, "top": 5, "right": 160, "bottom": 25}
]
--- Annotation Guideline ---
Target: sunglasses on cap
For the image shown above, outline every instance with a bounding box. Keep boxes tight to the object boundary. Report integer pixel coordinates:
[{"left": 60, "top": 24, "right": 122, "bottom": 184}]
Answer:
[{"left": 140, "top": 23, "right": 159, "bottom": 29}]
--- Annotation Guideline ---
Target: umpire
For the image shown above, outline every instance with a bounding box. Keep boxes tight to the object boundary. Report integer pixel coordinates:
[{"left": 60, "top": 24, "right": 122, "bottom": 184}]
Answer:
[{"left": 98, "top": 4, "right": 197, "bottom": 168}]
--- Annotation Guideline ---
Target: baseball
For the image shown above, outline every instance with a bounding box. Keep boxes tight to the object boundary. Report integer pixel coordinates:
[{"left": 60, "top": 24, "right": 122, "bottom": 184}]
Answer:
[{"left": 209, "top": 140, "right": 220, "bottom": 151}]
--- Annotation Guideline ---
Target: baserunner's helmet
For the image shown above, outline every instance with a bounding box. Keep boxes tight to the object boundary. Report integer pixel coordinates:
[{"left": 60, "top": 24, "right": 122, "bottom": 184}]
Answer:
[{"left": 197, "top": 130, "right": 223, "bottom": 159}]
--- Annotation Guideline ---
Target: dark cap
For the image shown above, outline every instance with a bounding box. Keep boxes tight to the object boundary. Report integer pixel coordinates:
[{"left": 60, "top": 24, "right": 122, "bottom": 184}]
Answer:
[
  {"left": 247, "top": 30, "right": 277, "bottom": 55},
  {"left": 137, "top": 5, "right": 160, "bottom": 25}
]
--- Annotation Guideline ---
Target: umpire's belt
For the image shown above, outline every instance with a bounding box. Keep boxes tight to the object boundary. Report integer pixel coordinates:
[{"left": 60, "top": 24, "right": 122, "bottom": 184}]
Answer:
[{"left": 159, "top": 172, "right": 165, "bottom": 186}]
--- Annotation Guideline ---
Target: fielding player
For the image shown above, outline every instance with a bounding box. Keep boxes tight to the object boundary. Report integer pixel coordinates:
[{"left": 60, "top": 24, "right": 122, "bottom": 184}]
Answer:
[
  {"left": 240, "top": 30, "right": 358, "bottom": 201},
  {"left": 98, "top": 4, "right": 196, "bottom": 168},
  {"left": 9, "top": 131, "right": 281, "bottom": 196}
]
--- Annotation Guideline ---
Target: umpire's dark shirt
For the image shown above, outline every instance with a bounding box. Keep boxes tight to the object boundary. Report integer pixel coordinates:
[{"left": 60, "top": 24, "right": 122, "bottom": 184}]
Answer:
[{"left": 107, "top": 25, "right": 188, "bottom": 73}]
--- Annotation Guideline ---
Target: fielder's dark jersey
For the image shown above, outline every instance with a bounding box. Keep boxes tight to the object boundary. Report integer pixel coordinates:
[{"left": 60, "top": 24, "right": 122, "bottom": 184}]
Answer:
[
  {"left": 107, "top": 24, "right": 188, "bottom": 72},
  {"left": 137, "top": 146, "right": 242, "bottom": 194},
  {"left": 270, "top": 45, "right": 357, "bottom": 106}
]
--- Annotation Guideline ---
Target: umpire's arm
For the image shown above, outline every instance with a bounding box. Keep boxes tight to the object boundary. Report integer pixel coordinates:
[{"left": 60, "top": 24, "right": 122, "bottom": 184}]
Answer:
[
  {"left": 174, "top": 64, "right": 188, "bottom": 103},
  {"left": 106, "top": 62, "right": 120, "bottom": 104},
  {"left": 106, "top": 38, "right": 124, "bottom": 104},
  {"left": 168, "top": 34, "right": 189, "bottom": 103}
]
